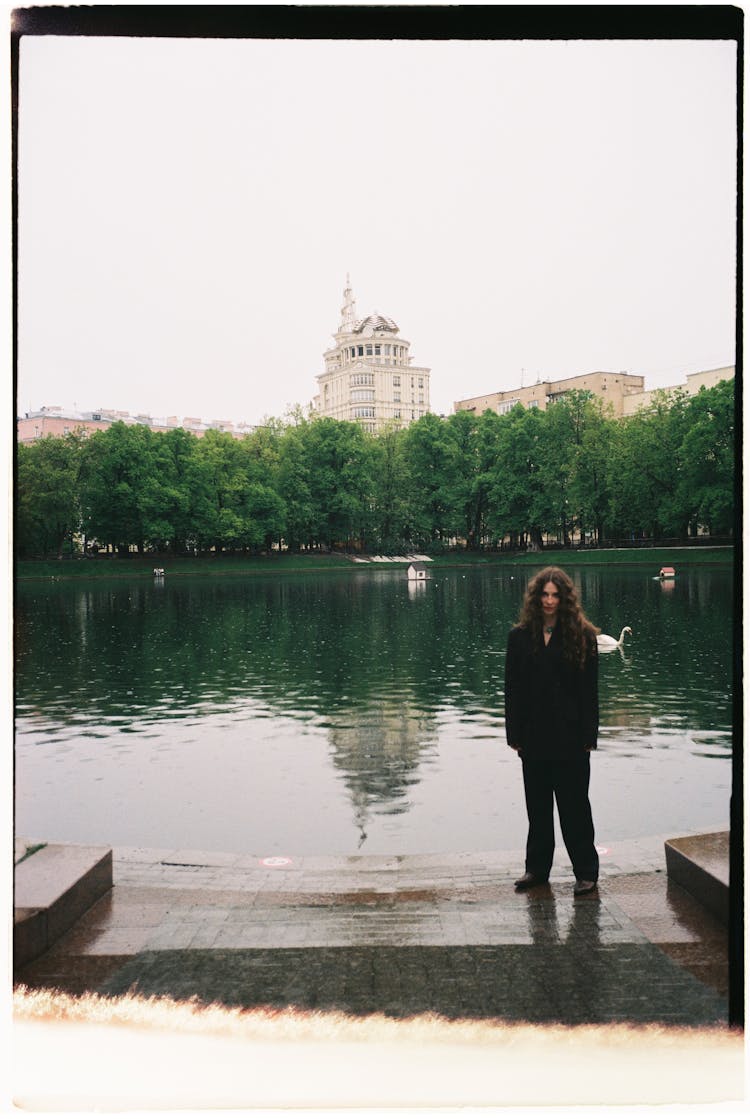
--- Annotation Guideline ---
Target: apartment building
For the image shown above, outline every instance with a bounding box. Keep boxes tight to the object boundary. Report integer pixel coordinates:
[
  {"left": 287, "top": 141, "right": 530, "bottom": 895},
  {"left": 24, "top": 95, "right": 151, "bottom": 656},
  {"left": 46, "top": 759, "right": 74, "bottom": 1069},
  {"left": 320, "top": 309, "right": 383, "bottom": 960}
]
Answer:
[
  {"left": 312, "top": 277, "right": 431, "bottom": 432},
  {"left": 454, "top": 371, "right": 645, "bottom": 418},
  {"left": 17, "top": 406, "right": 256, "bottom": 444},
  {"left": 455, "top": 365, "right": 734, "bottom": 418}
]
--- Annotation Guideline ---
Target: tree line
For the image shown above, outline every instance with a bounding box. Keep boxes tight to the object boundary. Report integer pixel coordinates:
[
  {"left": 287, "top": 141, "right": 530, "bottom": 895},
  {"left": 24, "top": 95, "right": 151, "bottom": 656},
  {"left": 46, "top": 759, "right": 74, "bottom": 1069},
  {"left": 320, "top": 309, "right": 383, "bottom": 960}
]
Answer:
[{"left": 16, "top": 381, "right": 735, "bottom": 559}]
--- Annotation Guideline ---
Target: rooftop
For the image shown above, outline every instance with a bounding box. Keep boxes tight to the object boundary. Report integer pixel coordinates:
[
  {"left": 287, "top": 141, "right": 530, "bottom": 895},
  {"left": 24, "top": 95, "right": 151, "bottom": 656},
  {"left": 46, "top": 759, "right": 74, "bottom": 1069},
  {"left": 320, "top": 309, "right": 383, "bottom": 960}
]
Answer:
[{"left": 353, "top": 312, "right": 399, "bottom": 334}]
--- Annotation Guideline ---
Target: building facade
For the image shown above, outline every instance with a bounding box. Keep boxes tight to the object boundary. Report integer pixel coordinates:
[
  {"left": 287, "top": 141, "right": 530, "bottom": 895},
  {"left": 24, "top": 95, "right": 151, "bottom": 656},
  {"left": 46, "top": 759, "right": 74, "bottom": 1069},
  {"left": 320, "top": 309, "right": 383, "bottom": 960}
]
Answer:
[
  {"left": 455, "top": 365, "right": 735, "bottom": 419},
  {"left": 312, "top": 277, "right": 431, "bottom": 432},
  {"left": 620, "top": 365, "right": 735, "bottom": 416},
  {"left": 454, "top": 371, "right": 646, "bottom": 419},
  {"left": 17, "top": 406, "right": 256, "bottom": 444}
]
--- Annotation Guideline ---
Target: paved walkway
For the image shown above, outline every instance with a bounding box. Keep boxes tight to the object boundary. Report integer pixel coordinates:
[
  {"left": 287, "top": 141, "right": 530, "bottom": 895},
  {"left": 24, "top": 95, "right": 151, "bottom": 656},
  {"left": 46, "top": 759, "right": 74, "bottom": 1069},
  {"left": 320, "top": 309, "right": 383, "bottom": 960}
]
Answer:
[{"left": 16, "top": 834, "right": 729, "bottom": 1026}]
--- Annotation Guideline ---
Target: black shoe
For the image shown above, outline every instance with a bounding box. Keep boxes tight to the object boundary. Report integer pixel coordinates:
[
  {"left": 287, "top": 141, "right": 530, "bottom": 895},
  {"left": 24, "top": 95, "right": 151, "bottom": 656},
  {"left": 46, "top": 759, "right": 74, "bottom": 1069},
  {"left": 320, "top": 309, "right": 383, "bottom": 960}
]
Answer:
[
  {"left": 514, "top": 872, "right": 549, "bottom": 891},
  {"left": 573, "top": 879, "right": 598, "bottom": 896}
]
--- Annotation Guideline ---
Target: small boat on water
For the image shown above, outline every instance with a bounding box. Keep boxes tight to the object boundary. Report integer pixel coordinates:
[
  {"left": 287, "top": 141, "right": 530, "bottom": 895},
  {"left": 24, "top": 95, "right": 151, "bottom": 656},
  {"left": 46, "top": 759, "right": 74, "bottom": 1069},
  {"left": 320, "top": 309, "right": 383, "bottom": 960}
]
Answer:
[{"left": 659, "top": 566, "right": 675, "bottom": 580}]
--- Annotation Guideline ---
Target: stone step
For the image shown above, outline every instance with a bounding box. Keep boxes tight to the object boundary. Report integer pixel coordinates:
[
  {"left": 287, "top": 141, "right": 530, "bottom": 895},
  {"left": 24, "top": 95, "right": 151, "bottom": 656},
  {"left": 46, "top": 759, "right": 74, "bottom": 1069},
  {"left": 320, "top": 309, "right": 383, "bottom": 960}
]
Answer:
[
  {"left": 664, "top": 831, "right": 729, "bottom": 925},
  {"left": 14, "top": 843, "right": 113, "bottom": 967}
]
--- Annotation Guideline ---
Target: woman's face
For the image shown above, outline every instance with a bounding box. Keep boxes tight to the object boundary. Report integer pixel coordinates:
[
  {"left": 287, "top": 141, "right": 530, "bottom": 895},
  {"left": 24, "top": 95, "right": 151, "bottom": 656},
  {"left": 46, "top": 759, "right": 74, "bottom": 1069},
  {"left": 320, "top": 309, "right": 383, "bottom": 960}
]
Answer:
[{"left": 540, "top": 580, "right": 561, "bottom": 622}]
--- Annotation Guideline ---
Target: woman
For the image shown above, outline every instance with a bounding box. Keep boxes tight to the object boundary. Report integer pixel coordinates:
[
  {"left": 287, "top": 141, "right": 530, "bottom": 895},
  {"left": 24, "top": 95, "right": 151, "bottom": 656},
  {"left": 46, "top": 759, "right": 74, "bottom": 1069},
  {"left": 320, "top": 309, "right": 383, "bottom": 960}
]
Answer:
[{"left": 504, "top": 566, "right": 600, "bottom": 896}]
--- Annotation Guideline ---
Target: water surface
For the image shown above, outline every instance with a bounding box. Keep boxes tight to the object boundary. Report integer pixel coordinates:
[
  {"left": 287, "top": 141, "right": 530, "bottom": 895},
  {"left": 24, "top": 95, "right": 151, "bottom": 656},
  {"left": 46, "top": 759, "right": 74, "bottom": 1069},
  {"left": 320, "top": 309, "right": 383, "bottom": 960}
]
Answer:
[{"left": 15, "top": 565, "right": 733, "bottom": 855}]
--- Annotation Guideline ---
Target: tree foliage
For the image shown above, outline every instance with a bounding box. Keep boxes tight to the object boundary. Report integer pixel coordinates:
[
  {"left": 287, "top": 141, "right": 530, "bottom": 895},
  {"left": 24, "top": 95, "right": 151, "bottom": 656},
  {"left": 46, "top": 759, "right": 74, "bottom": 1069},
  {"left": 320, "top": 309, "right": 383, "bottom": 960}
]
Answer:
[{"left": 16, "top": 381, "right": 735, "bottom": 557}]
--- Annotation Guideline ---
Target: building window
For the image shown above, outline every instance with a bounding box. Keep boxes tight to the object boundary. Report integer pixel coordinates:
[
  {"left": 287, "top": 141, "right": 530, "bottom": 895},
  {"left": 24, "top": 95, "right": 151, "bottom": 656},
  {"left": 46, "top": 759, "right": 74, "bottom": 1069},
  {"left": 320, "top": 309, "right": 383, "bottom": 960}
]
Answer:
[
  {"left": 394, "top": 392, "right": 401, "bottom": 402},
  {"left": 358, "top": 345, "right": 364, "bottom": 356},
  {"left": 394, "top": 409, "right": 401, "bottom": 419},
  {"left": 418, "top": 379, "right": 423, "bottom": 388},
  {"left": 393, "top": 375, "right": 401, "bottom": 386},
  {"left": 366, "top": 345, "right": 373, "bottom": 356},
  {"left": 375, "top": 345, "right": 381, "bottom": 355},
  {"left": 352, "top": 406, "right": 376, "bottom": 419},
  {"left": 351, "top": 389, "right": 375, "bottom": 402},
  {"left": 498, "top": 399, "right": 520, "bottom": 414},
  {"left": 418, "top": 394, "right": 424, "bottom": 404},
  {"left": 384, "top": 344, "right": 391, "bottom": 355}
]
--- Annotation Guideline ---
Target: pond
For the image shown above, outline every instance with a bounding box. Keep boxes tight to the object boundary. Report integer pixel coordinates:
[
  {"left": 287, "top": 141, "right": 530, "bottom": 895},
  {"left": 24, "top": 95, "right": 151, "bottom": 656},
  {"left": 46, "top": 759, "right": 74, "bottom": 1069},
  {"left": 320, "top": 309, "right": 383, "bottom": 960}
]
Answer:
[{"left": 15, "top": 564, "right": 733, "bottom": 857}]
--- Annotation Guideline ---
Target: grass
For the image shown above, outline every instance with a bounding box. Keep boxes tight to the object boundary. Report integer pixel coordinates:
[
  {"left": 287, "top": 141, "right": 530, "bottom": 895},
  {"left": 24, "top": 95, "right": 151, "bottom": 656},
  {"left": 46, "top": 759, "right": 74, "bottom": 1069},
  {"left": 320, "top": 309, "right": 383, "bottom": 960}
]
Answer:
[{"left": 16, "top": 545, "right": 733, "bottom": 581}]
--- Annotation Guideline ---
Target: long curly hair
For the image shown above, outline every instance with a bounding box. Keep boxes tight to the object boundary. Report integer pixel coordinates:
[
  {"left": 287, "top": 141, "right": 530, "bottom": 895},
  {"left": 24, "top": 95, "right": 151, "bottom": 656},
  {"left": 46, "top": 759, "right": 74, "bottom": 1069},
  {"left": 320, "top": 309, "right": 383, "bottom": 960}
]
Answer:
[{"left": 518, "top": 566, "right": 599, "bottom": 666}]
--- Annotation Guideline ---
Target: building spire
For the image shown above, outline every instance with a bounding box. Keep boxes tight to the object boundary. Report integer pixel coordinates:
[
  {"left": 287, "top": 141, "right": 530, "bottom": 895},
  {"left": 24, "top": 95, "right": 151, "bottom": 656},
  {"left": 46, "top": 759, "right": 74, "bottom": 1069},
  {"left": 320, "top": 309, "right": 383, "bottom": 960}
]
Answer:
[{"left": 340, "top": 273, "right": 356, "bottom": 333}]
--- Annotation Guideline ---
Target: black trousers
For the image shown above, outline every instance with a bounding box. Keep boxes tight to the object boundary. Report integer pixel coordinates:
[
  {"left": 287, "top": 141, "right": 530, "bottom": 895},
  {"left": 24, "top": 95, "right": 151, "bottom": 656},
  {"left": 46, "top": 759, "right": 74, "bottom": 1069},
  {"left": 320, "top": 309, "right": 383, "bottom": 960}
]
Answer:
[{"left": 521, "top": 753, "right": 599, "bottom": 882}]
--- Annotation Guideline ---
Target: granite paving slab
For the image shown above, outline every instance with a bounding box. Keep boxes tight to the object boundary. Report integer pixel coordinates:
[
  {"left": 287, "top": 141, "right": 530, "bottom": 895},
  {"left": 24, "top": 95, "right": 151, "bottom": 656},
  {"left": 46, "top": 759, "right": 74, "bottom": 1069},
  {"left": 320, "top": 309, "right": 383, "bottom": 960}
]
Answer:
[
  {"left": 99, "top": 942, "right": 727, "bottom": 1025},
  {"left": 15, "top": 833, "right": 731, "bottom": 1028}
]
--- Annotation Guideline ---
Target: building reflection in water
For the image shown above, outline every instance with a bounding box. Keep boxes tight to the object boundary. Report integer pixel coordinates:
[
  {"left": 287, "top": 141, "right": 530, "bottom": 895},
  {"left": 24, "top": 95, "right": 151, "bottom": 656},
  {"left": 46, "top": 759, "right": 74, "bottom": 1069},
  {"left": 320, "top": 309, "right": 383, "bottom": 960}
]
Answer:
[{"left": 325, "top": 698, "right": 438, "bottom": 848}]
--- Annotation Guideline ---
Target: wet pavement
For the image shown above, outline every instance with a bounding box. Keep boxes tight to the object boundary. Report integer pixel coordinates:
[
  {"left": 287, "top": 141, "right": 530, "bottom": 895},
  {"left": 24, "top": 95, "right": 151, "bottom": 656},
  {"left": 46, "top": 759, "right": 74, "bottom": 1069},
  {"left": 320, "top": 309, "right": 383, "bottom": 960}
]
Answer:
[{"left": 15, "top": 833, "right": 731, "bottom": 1026}]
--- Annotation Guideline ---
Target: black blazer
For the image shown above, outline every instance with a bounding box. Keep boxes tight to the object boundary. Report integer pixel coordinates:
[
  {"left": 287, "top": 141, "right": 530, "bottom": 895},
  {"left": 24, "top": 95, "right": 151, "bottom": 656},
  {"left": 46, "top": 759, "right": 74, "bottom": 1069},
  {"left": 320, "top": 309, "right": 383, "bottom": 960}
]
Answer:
[{"left": 504, "top": 623, "right": 599, "bottom": 760}]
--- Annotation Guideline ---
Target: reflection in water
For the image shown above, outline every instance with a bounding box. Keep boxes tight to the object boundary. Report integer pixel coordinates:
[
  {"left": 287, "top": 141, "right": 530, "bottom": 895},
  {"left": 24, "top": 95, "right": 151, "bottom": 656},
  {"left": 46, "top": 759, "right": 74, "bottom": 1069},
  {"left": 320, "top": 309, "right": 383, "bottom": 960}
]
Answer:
[
  {"left": 327, "top": 700, "right": 438, "bottom": 844},
  {"left": 524, "top": 892, "right": 604, "bottom": 949},
  {"left": 15, "top": 565, "right": 733, "bottom": 853}
]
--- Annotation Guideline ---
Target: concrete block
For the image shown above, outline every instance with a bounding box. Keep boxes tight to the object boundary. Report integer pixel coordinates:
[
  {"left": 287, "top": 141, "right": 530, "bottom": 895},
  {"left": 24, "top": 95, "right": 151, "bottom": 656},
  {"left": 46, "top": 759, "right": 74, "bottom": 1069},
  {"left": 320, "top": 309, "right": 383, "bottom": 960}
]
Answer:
[
  {"left": 664, "top": 832, "right": 729, "bottom": 926},
  {"left": 14, "top": 843, "right": 113, "bottom": 966},
  {"left": 14, "top": 908, "right": 48, "bottom": 969}
]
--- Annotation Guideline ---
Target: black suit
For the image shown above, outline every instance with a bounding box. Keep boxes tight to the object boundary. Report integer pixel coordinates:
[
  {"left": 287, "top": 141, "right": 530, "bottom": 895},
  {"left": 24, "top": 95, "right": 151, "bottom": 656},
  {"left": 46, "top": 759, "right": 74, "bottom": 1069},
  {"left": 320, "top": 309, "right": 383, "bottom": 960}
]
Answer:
[{"left": 504, "top": 623, "right": 599, "bottom": 882}]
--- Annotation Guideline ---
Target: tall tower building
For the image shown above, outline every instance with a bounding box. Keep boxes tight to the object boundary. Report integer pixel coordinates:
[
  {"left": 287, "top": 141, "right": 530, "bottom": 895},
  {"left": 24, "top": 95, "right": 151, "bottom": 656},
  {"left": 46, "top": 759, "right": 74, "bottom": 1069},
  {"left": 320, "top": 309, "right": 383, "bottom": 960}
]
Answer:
[{"left": 312, "top": 276, "right": 431, "bottom": 432}]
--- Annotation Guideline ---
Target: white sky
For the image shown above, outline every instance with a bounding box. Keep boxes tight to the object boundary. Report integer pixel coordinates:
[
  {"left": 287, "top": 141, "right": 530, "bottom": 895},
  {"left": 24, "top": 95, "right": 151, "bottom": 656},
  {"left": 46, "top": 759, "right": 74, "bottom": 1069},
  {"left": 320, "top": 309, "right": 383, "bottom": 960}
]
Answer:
[{"left": 16, "top": 34, "right": 737, "bottom": 425}]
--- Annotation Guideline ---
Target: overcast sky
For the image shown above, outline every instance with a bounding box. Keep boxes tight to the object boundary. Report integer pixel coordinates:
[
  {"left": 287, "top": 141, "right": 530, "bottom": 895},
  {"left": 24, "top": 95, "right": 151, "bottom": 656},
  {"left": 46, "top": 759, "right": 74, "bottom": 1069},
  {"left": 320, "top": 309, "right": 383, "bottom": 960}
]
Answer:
[{"left": 16, "top": 33, "right": 737, "bottom": 426}]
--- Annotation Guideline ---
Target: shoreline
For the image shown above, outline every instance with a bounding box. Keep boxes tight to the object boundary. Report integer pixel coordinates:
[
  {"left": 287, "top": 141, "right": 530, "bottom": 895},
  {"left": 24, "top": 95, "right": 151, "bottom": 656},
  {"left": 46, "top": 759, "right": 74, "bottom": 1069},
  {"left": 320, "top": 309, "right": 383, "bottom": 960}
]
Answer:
[{"left": 16, "top": 544, "right": 735, "bottom": 582}]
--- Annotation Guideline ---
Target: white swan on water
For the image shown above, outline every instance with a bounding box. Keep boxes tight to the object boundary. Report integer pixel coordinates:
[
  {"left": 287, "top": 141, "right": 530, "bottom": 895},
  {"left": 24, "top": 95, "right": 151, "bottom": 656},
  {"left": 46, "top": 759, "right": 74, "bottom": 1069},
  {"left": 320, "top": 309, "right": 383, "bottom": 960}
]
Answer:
[{"left": 596, "top": 626, "right": 632, "bottom": 650}]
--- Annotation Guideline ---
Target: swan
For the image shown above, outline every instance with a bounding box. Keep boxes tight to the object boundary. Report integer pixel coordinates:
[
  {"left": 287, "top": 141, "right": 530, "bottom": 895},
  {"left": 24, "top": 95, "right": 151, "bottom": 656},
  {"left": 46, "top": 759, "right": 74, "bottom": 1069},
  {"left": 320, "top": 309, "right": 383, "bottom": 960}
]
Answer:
[{"left": 597, "top": 626, "right": 632, "bottom": 650}]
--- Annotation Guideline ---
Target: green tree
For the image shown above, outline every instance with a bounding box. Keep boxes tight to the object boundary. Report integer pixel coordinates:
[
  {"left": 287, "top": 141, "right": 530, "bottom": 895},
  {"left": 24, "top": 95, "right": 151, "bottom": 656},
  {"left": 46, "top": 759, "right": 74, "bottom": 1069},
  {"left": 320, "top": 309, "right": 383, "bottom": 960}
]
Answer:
[
  {"left": 371, "top": 422, "right": 410, "bottom": 552},
  {"left": 16, "top": 433, "right": 84, "bottom": 557},
  {"left": 401, "top": 413, "right": 460, "bottom": 548},
  {"left": 486, "top": 405, "right": 546, "bottom": 549},
  {"left": 192, "top": 430, "right": 253, "bottom": 551},
  {"left": 304, "top": 417, "right": 376, "bottom": 550},
  {"left": 139, "top": 427, "right": 206, "bottom": 553},
  {"left": 675, "top": 380, "right": 735, "bottom": 535},
  {"left": 609, "top": 391, "right": 690, "bottom": 539},
  {"left": 241, "top": 421, "right": 289, "bottom": 550},
  {"left": 530, "top": 400, "right": 577, "bottom": 545},
  {"left": 471, "top": 409, "right": 505, "bottom": 548},
  {"left": 80, "top": 422, "right": 159, "bottom": 553},
  {"left": 564, "top": 393, "right": 616, "bottom": 545},
  {"left": 443, "top": 410, "right": 492, "bottom": 549},
  {"left": 277, "top": 418, "right": 316, "bottom": 551}
]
